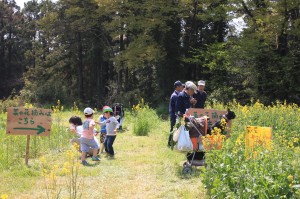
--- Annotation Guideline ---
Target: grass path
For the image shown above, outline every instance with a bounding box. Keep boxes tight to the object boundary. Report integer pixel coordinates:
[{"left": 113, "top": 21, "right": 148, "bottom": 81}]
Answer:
[{"left": 1, "top": 120, "right": 207, "bottom": 199}]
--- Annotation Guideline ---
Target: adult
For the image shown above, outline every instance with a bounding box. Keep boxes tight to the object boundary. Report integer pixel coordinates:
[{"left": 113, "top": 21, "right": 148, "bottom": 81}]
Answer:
[
  {"left": 193, "top": 80, "right": 207, "bottom": 108},
  {"left": 168, "top": 81, "right": 184, "bottom": 146},
  {"left": 169, "top": 81, "right": 184, "bottom": 132},
  {"left": 175, "top": 81, "right": 197, "bottom": 116}
]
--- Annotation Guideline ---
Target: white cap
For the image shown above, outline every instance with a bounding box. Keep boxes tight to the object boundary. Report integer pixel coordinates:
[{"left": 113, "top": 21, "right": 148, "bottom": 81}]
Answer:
[
  {"left": 84, "top": 107, "right": 94, "bottom": 115},
  {"left": 198, "top": 80, "right": 205, "bottom": 86}
]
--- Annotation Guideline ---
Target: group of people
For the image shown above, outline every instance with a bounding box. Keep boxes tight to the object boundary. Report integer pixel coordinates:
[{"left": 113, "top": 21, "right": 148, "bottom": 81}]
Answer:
[
  {"left": 168, "top": 80, "right": 207, "bottom": 146},
  {"left": 69, "top": 106, "right": 119, "bottom": 166}
]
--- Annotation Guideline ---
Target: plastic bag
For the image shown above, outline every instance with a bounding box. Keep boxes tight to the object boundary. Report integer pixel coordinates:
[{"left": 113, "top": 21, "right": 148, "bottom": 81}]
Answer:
[
  {"left": 177, "top": 126, "right": 193, "bottom": 151},
  {"left": 173, "top": 125, "right": 183, "bottom": 142}
]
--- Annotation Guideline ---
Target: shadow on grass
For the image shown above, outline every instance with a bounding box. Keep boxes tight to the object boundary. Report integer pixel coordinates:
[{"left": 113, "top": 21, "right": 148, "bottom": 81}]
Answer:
[
  {"left": 118, "top": 127, "right": 129, "bottom": 133},
  {"left": 84, "top": 162, "right": 100, "bottom": 167},
  {"left": 175, "top": 163, "right": 205, "bottom": 179}
]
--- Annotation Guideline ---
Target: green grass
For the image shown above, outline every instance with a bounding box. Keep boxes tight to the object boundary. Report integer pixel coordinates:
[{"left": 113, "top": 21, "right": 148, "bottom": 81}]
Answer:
[
  {"left": 3, "top": 100, "right": 299, "bottom": 198},
  {"left": 0, "top": 110, "right": 206, "bottom": 198}
]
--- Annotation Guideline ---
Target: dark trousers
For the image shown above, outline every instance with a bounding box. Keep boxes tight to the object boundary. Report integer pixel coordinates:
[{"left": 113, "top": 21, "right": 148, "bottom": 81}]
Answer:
[
  {"left": 168, "top": 114, "right": 177, "bottom": 146},
  {"left": 170, "top": 114, "right": 176, "bottom": 132},
  {"left": 104, "top": 135, "right": 116, "bottom": 156}
]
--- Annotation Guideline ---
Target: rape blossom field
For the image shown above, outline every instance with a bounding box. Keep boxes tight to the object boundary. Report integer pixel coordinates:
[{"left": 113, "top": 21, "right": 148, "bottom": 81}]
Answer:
[{"left": 0, "top": 100, "right": 300, "bottom": 198}]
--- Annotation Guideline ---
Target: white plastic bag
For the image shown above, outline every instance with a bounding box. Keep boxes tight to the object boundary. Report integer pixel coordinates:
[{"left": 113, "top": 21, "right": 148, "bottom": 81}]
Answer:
[
  {"left": 173, "top": 125, "right": 183, "bottom": 142},
  {"left": 177, "top": 126, "right": 193, "bottom": 151}
]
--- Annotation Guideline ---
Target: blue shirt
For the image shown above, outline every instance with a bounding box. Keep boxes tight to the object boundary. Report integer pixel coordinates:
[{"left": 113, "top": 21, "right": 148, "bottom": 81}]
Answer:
[
  {"left": 169, "top": 90, "right": 180, "bottom": 116},
  {"left": 99, "top": 116, "right": 107, "bottom": 133},
  {"left": 175, "top": 91, "right": 191, "bottom": 115}
]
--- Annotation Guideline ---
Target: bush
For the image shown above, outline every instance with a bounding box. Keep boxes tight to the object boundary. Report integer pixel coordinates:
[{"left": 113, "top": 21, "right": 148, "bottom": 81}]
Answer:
[
  {"left": 132, "top": 99, "right": 159, "bottom": 136},
  {"left": 0, "top": 96, "right": 23, "bottom": 113},
  {"left": 201, "top": 101, "right": 300, "bottom": 198},
  {"left": 155, "top": 102, "right": 169, "bottom": 119}
]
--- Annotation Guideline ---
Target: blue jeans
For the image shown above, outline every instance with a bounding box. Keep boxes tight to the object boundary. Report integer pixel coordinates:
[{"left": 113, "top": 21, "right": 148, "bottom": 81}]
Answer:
[{"left": 104, "top": 135, "right": 116, "bottom": 156}]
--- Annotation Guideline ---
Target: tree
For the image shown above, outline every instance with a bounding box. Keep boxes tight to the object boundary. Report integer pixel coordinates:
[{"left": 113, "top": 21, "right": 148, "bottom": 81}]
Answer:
[{"left": 0, "top": 0, "right": 24, "bottom": 98}]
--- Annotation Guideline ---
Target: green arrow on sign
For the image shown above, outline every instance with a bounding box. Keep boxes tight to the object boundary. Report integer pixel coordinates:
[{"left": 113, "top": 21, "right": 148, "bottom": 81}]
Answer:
[{"left": 14, "top": 125, "right": 46, "bottom": 135}]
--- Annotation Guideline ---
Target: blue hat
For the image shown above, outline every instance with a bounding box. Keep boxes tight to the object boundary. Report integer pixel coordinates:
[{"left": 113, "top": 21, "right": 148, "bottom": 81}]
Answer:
[{"left": 174, "top": 80, "right": 184, "bottom": 87}]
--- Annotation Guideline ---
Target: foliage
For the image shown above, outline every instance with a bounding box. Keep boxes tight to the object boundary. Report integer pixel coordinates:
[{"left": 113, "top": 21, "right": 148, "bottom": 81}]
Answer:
[
  {"left": 202, "top": 101, "right": 300, "bottom": 198},
  {"left": 1, "top": 0, "right": 300, "bottom": 106},
  {"left": 0, "top": 101, "right": 208, "bottom": 198},
  {"left": 40, "top": 143, "right": 83, "bottom": 199},
  {"left": 132, "top": 99, "right": 159, "bottom": 136},
  {"left": 0, "top": 95, "right": 23, "bottom": 113}
]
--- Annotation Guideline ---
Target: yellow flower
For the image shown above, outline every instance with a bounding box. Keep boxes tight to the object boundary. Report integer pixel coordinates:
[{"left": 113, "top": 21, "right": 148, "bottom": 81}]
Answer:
[
  {"left": 287, "top": 175, "right": 294, "bottom": 182},
  {"left": 1, "top": 194, "right": 8, "bottom": 199},
  {"left": 39, "top": 156, "right": 46, "bottom": 163},
  {"left": 52, "top": 164, "right": 59, "bottom": 171},
  {"left": 63, "top": 162, "right": 71, "bottom": 170},
  {"left": 61, "top": 167, "right": 70, "bottom": 175},
  {"left": 220, "top": 118, "right": 227, "bottom": 129},
  {"left": 73, "top": 142, "right": 80, "bottom": 151},
  {"left": 66, "top": 150, "right": 75, "bottom": 159},
  {"left": 294, "top": 138, "right": 299, "bottom": 143}
]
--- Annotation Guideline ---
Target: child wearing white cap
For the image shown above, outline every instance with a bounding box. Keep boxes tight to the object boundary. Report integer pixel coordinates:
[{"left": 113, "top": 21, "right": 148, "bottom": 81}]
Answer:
[{"left": 80, "top": 107, "right": 100, "bottom": 165}]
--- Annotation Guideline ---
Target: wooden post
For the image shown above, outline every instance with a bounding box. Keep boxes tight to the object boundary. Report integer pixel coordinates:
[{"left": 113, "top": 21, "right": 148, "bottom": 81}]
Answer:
[{"left": 25, "top": 135, "right": 30, "bottom": 166}]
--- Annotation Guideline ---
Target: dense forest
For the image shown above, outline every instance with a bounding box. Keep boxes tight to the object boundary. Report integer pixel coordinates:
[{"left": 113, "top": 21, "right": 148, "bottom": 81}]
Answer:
[{"left": 1, "top": 0, "right": 300, "bottom": 108}]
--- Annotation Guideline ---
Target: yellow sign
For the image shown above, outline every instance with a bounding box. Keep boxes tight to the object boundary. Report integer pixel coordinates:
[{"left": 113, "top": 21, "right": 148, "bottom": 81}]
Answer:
[
  {"left": 245, "top": 126, "right": 272, "bottom": 157},
  {"left": 6, "top": 107, "right": 52, "bottom": 136}
]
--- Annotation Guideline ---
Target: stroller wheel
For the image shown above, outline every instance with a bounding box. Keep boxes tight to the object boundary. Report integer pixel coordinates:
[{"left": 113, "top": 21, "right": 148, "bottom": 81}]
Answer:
[
  {"left": 182, "top": 165, "right": 192, "bottom": 175},
  {"left": 183, "top": 162, "right": 188, "bottom": 167}
]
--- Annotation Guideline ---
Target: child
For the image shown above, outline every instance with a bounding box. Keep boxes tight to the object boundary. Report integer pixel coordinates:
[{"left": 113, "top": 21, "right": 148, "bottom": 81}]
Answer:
[
  {"left": 69, "top": 116, "right": 83, "bottom": 145},
  {"left": 80, "top": 107, "right": 100, "bottom": 165},
  {"left": 99, "top": 106, "right": 119, "bottom": 158},
  {"left": 69, "top": 116, "right": 100, "bottom": 156},
  {"left": 98, "top": 107, "right": 108, "bottom": 153}
]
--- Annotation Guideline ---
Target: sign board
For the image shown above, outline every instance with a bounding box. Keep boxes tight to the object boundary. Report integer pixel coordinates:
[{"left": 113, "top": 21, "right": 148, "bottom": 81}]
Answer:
[
  {"left": 6, "top": 107, "right": 52, "bottom": 136},
  {"left": 245, "top": 126, "right": 272, "bottom": 151},
  {"left": 187, "top": 108, "right": 232, "bottom": 133}
]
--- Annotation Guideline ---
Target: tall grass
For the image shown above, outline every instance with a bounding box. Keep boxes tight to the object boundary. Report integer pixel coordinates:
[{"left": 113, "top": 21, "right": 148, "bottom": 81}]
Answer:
[
  {"left": 1, "top": 99, "right": 300, "bottom": 198},
  {"left": 132, "top": 99, "right": 159, "bottom": 136},
  {"left": 0, "top": 102, "right": 75, "bottom": 171}
]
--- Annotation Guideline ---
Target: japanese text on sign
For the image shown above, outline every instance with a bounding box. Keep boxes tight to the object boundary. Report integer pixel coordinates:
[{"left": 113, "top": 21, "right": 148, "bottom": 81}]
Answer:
[{"left": 6, "top": 107, "right": 52, "bottom": 136}]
